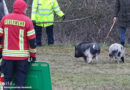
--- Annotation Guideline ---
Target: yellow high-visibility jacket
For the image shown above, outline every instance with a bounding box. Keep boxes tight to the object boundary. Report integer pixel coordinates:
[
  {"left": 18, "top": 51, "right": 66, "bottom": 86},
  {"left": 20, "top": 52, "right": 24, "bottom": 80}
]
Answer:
[{"left": 31, "top": 0, "right": 64, "bottom": 27}]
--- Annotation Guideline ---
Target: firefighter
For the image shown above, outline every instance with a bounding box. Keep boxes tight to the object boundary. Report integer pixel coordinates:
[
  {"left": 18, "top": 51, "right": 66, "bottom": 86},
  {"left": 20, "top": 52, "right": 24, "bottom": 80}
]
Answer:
[
  {"left": 0, "top": 0, "right": 36, "bottom": 89},
  {"left": 31, "top": 0, "right": 65, "bottom": 46},
  {"left": 0, "top": 0, "right": 8, "bottom": 21}
]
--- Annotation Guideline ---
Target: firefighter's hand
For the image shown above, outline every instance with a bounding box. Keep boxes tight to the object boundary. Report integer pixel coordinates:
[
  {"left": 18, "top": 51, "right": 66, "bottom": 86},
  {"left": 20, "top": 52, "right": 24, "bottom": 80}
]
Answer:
[
  {"left": 62, "top": 15, "right": 65, "bottom": 20},
  {"left": 29, "top": 56, "right": 36, "bottom": 62},
  {"left": 32, "top": 20, "right": 36, "bottom": 25}
]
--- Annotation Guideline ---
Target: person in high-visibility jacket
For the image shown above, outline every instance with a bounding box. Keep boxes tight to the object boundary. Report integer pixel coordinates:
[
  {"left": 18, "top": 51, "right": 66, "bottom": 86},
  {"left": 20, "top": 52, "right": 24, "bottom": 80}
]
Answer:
[
  {"left": 0, "top": 0, "right": 36, "bottom": 89},
  {"left": 31, "top": 0, "right": 65, "bottom": 46}
]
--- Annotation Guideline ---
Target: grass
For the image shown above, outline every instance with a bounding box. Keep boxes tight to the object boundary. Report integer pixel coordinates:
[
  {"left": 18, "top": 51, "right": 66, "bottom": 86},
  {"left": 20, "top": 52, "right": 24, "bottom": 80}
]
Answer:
[{"left": 37, "top": 44, "right": 130, "bottom": 90}]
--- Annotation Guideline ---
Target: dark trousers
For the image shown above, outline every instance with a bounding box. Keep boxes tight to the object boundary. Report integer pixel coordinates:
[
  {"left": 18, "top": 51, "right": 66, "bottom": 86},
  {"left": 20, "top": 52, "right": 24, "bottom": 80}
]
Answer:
[
  {"left": 120, "top": 27, "right": 126, "bottom": 46},
  {"left": 1, "top": 59, "right": 30, "bottom": 90},
  {"left": 34, "top": 25, "right": 54, "bottom": 46}
]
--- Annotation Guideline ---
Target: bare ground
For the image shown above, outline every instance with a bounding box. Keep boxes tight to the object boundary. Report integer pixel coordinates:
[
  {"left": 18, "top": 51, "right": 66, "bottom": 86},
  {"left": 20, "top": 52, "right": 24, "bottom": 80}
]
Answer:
[{"left": 36, "top": 44, "right": 130, "bottom": 90}]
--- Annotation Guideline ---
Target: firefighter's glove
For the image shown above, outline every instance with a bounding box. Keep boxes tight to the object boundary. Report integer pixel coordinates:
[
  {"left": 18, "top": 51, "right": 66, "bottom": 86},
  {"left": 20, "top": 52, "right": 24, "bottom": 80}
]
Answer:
[
  {"left": 29, "top": 56, "right": 36, "bottom": 62},
  {"left": 62, "top": 15, "right": 65, "bottom": 20},
  {"left": 32, "top": 20, "right": 36, "bottom": 26}
]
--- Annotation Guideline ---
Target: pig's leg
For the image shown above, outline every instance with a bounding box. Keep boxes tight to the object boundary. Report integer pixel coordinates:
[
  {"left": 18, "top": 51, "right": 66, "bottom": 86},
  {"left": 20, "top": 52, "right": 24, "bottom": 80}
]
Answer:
[
  {"left": 83, "top": 56, "right": 87, "bottom": 63},
  {"left": 95, "top": 54, "right": 99, "bottom": 64},
  {"left": 88, "top": 55, "right": 92, "bottom": 64},
  {"left": 117, "top": 59, "right": 120, "bottom": 64},
  {"left": 116, "top": 57, "right": 120, "bottom": 64},
  {"left": 121, "top": 57, "right": 125, "bottom": 63}
]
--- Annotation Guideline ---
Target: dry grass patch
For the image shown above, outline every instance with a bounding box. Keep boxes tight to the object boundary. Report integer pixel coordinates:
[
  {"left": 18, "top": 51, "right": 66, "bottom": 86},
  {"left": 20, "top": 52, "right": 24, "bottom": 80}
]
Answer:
[{"left": 36, "top": 44, "right": 130, "bottom": 90}]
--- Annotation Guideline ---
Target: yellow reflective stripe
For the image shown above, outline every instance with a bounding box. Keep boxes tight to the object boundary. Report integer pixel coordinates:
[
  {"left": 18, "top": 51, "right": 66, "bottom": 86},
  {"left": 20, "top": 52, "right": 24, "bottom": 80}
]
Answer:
[
  {"left": 37, "top": 0, "right": 39, "bottom": 5},
  {"left": 32, "top": 7, "right": 37, "bottom": 9},
  {"left": 27, "top": 29, "right": 35, "bottom": 36},
  {"left": 53, "top": 6, "right": 61, "bottom": 14},
  {"left": 4, "top": 20, "right": 25, "bottom": 27},
  {"left": 3, "top": 49, "right": 29, "bottom": 53},
  {"left": 55, "top": 10, "right": 60, "bottom": 13},
  {"left": 0, "top": 28, "right": 3, "bottom": 34},
  {"left": 32, "top": 11, "right": 53, "bottom": 16},
  {"left": 19, "top": 29, "right": 24, "bottom": 50},
  {"left": 4, "top": 28, "right": 8, "bottom": 50},
  {"left": 53, "top": 6, "right": 59, "bottom": 9},
  {"left": 31, "top": 0, "right": 38, "bottom": 20},
  {"left": 3, "top": 53, "right": 29, "bottom": 57},
  {"left": 3, "top": 49, "right": 29, "bottom": 57},
  {"left": 29, "top": 48, "right": 36, "bottom": 53},
  {"left": 38, "top": 9, "right": 52, "bottom": 11}
]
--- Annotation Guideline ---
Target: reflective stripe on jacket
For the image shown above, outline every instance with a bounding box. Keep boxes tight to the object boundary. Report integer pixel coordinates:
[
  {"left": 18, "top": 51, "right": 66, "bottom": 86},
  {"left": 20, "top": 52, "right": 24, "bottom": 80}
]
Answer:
[{"left": 31, "top": 0, "right": 64, "bottom": 27}]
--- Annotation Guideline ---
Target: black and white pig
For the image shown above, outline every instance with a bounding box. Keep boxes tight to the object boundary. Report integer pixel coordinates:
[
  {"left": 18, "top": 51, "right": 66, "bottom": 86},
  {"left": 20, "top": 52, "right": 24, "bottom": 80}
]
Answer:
[
  {"left": 75, "top": 42, "right": 101, "bottom": 63},
  {"left": 109, "top": 43, "right": 125, "bottom": 64}
]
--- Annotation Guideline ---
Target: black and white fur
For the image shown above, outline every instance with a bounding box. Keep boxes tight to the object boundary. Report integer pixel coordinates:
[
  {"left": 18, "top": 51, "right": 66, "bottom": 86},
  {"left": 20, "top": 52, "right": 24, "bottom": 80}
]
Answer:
[
  {"left": 75, "top": 42, "right": 100, "bottom": 64},
  {"left": 109, "top": 43, "right": 125, "bottom": 64}
]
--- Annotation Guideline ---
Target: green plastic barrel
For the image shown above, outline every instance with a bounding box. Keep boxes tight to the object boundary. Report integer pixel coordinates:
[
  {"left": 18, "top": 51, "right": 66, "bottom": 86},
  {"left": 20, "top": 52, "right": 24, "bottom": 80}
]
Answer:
[
  {"left": 25, "top": 62, "right": 52, "bottom": 90},
  {"left": 8, "top": 62, "right": 52, "bottom": 90}
]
